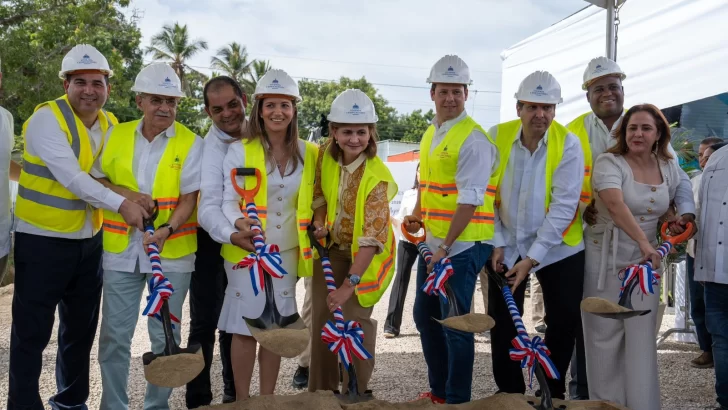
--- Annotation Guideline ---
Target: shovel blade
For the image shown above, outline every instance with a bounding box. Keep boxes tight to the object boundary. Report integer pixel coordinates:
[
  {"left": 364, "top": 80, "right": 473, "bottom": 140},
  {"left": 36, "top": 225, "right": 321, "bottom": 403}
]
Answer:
[
  {"left": 142, "top": 344, "right": 204, "bottom": 388},
  {"left": 592, "top": 309, "right": 651, "bottom": 320}
]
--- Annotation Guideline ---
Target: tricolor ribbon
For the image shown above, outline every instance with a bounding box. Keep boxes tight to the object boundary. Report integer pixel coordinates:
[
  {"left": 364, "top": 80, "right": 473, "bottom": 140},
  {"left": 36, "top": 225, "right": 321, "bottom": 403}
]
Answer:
[
  {"left": 618, "top": 241, "right": 670, "bottom": 297},
  {"left": 416, "top": 241, "right": 455, "bottom": 303},
  {"left": 231, "top": 201, "right": 288, "bottom": 296},
  {"left": 319, "top": 248, "right": 372, "bottom": 370},
  {"left": 142, "top": 226, "right": 180, "bottom": 328},
  {"left": 501, "top": 282, "right": 559, "bottom": 388}
]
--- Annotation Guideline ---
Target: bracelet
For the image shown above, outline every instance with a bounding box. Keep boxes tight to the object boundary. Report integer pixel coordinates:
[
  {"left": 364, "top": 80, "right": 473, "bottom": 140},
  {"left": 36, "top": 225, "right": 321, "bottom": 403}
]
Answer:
[{"left": 158, "top": 223, "right": 174, "bottom": 236}]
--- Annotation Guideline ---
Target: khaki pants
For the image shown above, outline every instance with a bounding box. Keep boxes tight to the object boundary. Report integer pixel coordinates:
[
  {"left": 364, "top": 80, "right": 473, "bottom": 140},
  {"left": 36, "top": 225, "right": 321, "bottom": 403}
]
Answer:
[
  {"left": 0, "top": 254, "right": 8, "bottom": 286},
  {"left": 531, "top": 276, "right": 545, "bottom": 327},
  {"left": 298, "top": 276, "right": 313, "bottom": 367},
  {"left": 308, "top": 247, "right": 376, "bottom": 393}
]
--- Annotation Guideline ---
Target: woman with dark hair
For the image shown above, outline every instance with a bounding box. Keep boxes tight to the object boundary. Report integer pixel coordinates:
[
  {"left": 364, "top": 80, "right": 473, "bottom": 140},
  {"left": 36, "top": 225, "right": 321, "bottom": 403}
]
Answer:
[
  {"left": 582, "top": 104, "right": 695, "bottom": 409},
  {"left": 383, "top": 163, "right": 420, "bottom": 338}
]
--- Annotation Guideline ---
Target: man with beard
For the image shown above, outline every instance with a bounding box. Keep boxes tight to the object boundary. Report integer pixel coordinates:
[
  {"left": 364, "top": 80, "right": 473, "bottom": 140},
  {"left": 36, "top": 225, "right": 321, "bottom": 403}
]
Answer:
[
  {"left": 568, "top": 57, "right": 697, "bottom": 399},
  {"left": 185, "top": 75, "right": 254, "bottom": 407},
  {"left": 488, "top": 71, "right": 587, "bottom": 400}
]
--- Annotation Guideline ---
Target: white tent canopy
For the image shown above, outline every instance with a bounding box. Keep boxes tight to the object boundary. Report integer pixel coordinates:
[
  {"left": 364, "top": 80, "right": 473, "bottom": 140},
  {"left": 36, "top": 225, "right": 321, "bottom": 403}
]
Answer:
[{"left": 499, "top": 0, "right": 728, "bottom": 124}]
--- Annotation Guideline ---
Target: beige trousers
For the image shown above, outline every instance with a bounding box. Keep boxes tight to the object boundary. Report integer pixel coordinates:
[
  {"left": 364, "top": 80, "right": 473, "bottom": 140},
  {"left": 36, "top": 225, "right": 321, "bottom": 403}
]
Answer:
[
  {"left": 531, "top": 276, "right": 545, "bottom": 327},
  {"left": 308, "top": 247, "right": 376, "bottom": 393},
  {"left": 298, "top": 276, "right": 313, "bottom": 367}
]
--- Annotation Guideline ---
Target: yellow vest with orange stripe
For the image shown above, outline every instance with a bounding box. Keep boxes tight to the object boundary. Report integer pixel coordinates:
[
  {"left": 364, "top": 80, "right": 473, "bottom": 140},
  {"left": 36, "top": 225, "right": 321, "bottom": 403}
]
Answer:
[
  {"left": 15, "top": 95, "right": 117, "bottom": 233},
  {"left": 320, "top": 147, "right": 398, "bottom": 308},
  {"left": 220, "top": 137, "right": 318, "bottom": 278},
  {"left": 419, "top": 115, "right": 499, "bottom": 241},
  {"left": 101, "top": 120, "right": 198, "bottom": 259},
  {"left": 493, "top": 119, "right": 584, "bottom": 247},
  {"left": 565, "top": 112, "right": 594, "bottom": 204}
]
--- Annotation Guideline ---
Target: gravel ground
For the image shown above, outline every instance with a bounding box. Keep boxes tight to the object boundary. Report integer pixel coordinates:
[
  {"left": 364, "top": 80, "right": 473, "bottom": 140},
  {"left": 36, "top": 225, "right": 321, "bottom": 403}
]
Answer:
[{"left": 0, "top": 274, "right": 717, "bottom": 409}]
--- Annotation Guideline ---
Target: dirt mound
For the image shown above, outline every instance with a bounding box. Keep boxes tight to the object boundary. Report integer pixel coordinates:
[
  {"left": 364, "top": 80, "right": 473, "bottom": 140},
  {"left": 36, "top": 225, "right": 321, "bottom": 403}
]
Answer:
[{"left": 198, "top": 391, "right": 342, "bottom": 410}]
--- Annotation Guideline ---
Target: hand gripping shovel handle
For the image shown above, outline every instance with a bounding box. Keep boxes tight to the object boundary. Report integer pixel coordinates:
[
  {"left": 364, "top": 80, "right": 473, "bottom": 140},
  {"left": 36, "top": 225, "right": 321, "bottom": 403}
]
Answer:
[
  {"left": 306, "top": 225, "right": 364, "bottom": 399},
  {"left": 230, "top": 167, "right": 265, "bottom": 245}
]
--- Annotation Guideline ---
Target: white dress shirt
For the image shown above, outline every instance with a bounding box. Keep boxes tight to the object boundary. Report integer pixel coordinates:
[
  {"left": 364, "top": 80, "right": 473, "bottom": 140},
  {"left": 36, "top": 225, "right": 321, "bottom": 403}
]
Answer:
[
  {"left": 0, "top": 106, "right": 13, "bottom": 258},
  {"left": 15, "top": 106, "right": 126, "bottom": 239},
  {"left": 423, "top": 110, "right": 499, "bottom": 257},
  {"left": 91, "top": 120, "right": 203, "bottom": 273},
  {"left": 198, "top": 125, "right": 239, "bottom": 244},
  {"left": 489, "top": 123, "right": 585, "bottom": 271},
  {"left": 221, "top": 139, "right": 306, "bottom": 252},
  {"left": 687, "top": 172, "right": 702, "bottom": 258},
  {"left": 578, "top": 111, "right": 695, "bottom": 216},
  {"left": 695, "top": 145, "right": 728, "bottom": 283}
]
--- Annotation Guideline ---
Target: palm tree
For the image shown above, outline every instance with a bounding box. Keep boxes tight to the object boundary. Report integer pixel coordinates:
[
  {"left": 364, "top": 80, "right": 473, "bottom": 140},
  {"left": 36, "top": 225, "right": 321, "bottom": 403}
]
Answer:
[
  {"left": 210, "top": 42, "right": 252, "bottom": 85},
  {"left": 145, "top": 22, "right": 208, "bottom": 95},
  {"left": 241, "top": 59, "right": 272, "bottom": 96}
]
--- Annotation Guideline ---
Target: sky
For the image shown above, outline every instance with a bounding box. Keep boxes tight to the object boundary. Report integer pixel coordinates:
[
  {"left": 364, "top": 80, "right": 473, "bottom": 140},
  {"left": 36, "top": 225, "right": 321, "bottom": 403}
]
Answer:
[{"left": 127, "top": 0, "right": 588, "bottom": 129}]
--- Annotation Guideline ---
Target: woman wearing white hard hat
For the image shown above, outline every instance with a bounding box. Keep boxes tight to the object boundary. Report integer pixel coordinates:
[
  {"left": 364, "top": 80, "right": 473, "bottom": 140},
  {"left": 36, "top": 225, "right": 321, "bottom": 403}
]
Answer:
[
  {"left": 218, "top": 68, "right": 317, "bottom": 398},
  {"left": 307, "top": 89, "right": 398, "bottom": 398}
]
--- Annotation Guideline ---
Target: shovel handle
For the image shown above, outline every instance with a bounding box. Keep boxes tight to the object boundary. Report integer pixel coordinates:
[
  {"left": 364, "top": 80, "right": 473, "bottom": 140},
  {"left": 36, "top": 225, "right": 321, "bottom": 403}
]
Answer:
[
  {"left": 231, "top": 167, "right": 262, "bottom": 203},
  {"left": 307, "top": 224, "right": 330, "bottom": 258},
  {"left": 535, "top": 364, "right": 553, "bottom": 410},
  {"left": 143, "top": 200, "right": 159, "bottom": 228},
  {"left": 400, "top": 221, "right": 426, "bottom": 244},
  {"left": 160, "top": 299, "right": 180, "bottom": 356},
  {"left": 660, "top": 221, "right": 694, "bottom": 245}
]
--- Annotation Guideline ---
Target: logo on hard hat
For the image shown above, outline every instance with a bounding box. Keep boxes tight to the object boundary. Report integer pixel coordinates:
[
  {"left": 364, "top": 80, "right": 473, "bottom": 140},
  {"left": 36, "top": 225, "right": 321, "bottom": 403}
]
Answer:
[
  {"left": 78, "top": 54, "right": 97, "bottom": 65},
  {"left": 531, "top": 85, "right": 548, "bottom": 97},
  {"left": 442, "top": 66, "right": 458, "bottom": 78},
  {"left": 159, "top": 77, "right": 177, "bottom": 89},
  {"left": 346, "top": 103, "right": 363, "bottom": 116},
  {"left": 266, "top": 78, "right": 283, "bottom": 90},
  {"left": 593, "top": 64, "right": 607, "bottom": 75}
]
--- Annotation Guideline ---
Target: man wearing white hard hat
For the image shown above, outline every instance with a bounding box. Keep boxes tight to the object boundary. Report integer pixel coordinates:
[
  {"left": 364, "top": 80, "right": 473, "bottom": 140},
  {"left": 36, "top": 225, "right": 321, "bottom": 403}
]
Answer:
[
  {"left": 91, "top": 62, "right": 203, "bottom": 409},
  {"left": 8, "top": 44, "right": 148, "bottom": 410},
  {"left": 402, "top": 55, "right": 499, "bottom": 404},
  {"left": 310, "top": 88, "right": 397, "bottom": 398},
  {"left": 487, "top": 71, "right": 587, "bottom": 399}
]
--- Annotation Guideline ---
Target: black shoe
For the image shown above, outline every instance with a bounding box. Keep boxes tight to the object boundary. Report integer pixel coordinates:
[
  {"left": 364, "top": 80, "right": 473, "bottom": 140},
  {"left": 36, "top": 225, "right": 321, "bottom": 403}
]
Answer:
[
  {"left": 535, "top": 324, "right": 547, "bottom": 333},
  {"left": 292, "top": 366, "right": 309, "bottom": 389},
  {"left": 222, "top": 394, "right": 236, "bottom": 403},
  {"left": 361, "top": 390, "right": 375, "bottom": 401}
]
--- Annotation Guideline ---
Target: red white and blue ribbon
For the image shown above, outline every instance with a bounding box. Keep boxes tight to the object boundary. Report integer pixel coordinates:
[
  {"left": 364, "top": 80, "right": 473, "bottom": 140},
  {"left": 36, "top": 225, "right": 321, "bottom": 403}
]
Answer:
[
  {"left": 142, "top": 225, "right": 180, "bottom": 328},
  {"left": 231, "top": 201, "right": 287, "bottom": 296},
  {"left": 415, "top": 242, "right": 455, "bottom": 303},
  {"left": 501, "top": 283, "right": 559, "bottom": 388},
  {"left": 318, "top": 249, "right": 372, "bottom": 370},
  {"left": 618, "top": 241, "right": 670, "bottom": 297}
]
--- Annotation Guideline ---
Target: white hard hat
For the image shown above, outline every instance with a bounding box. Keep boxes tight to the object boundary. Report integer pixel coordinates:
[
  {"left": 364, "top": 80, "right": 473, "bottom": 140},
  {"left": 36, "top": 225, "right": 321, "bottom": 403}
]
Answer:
[
  {"left": 582, "top": 56, "right": 626, "bottom": 90},
  {"left": 131, "top": 63, "right": 185, "bottom": 98},
  {"left": 327, "top": 89, "right": 378, "bottom": 124},
  {"left": 426, "top": 55, "right": 472, "bottom": 85},
  {"left": 514, "top": 71, "right": 563, "bottom": 104},
  {"left": 58, "top": 44, "right": 114, "bottom": 80},
  {"left": 252, "top": 69, "right": 301, "bottom": 102}
]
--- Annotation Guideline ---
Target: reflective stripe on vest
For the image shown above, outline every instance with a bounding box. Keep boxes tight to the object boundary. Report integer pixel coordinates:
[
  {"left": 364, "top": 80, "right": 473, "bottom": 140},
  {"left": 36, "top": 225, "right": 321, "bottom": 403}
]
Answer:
[
  {"left": 101, "top": 120, "right": 198, "bottom": 259},
  {"left": 15, "top": 95, "right": 117, "bottom": 232},
  {"left": 220, "top": 138, "right": 318, "bottom": 278},
  {"left": 419, "top": 115, "right": 499, "bottom": 241},
  {"left": 566, "top": 112, "right": 594, "bottom": 204},
  {"left": 320, "top": 146, "right": 399, "bottom": 307},
  {"left": 494, "top": 119, "right": 583, "bottom": 247}
]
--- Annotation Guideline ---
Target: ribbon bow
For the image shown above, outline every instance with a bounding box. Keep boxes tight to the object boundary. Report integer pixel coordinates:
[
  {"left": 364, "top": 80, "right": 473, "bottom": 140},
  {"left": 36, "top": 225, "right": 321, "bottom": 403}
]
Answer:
[
  {"left": 231, "top": 201, "right": 288, "bottom": 296},
  {"left": 321, "top": 319, "right": 372, "bottom": 369},
  {"left": 510, "top": 334, "right": 560, "bottom": 388},
  {"left": 141, "top": 233, "right": 179, "bottom": 328},
  {"left": 618, "top": 241, "right": 670, "bottom": 297},
  {"left": 417, "top": 242, "right": 455, "bottom": 302}
]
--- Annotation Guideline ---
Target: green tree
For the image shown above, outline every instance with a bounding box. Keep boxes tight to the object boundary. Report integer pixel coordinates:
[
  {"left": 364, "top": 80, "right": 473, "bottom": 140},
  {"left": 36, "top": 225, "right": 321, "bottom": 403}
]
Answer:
[
  {"left": 210, "top": 42, "right": 251, "bottom": 85},
  {"left": 297, "top": 76, "right": 399, "bottom": 140},
  {"left": 0, "top": 0, "right": 144, "bottom": 144},
  {"left": 398, "top": 109, "right": 435, "bottom": 142},
  {"left": 175, "top": 70, "right": 210, "bottom": 136},
  {"left": 145, "top": 22, "right": 208, "bottom": 95},
  {"left": 241, "top": 59, "right": 272, "bottom": 96}
]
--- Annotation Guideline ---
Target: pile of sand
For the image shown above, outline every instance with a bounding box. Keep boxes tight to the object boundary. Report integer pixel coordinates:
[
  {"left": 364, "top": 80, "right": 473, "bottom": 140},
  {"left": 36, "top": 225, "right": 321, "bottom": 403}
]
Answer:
[
  {"left": 250, "top": 327, "right": 309, "bottom": 358},
  {"left": 436, "top": 313, "right": 495, "bottom": 333},
  {"left": 143, "top": 349, "right": 204, "bottom": 388},
  {"left": 581, "top": 297, "right": 631, "bottom": 314},
  {"left": 198, "top": 391, "right": 342, "bottom": 410},
  {"left": 526, "top": 396, "right": 630, "bottom": 410}
]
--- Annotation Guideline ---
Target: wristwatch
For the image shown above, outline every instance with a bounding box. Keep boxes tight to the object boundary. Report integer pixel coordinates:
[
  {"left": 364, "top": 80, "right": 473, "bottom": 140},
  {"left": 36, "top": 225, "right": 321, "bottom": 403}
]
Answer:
[
  {"left": 438, "top": 243, "right": 452, "bottom": 256},
  {"left": 526, "top": 256, "right": 540, "bottom": 268},
  {"left": 158, "top": 223, "right": 174, "bottom": 236},
  {"left": 347, "top": 274, "right": 361, "bottom": 287}
]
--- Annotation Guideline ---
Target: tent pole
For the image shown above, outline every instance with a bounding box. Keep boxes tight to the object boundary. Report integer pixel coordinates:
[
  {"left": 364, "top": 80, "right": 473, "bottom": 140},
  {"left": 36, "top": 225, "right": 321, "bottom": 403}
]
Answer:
[{"left": 606, "top": 0, "right": 617, "bottom": 60}]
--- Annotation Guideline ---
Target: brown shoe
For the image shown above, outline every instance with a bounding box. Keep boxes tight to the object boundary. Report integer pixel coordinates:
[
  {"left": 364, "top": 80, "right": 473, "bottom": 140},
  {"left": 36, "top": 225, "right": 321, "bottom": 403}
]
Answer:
[{"left": 691, "top": 351, "right": 714, "bottom": 368}]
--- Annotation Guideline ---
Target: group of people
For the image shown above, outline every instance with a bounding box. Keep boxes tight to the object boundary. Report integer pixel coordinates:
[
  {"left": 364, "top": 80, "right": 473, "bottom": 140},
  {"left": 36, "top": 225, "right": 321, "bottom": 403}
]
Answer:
[{"left": 0, "top": 42, "right": 726, "bottom": 410}]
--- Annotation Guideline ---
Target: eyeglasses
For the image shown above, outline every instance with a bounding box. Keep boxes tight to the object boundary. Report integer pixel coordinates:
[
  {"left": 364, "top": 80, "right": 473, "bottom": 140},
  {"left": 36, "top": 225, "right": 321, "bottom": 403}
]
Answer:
[{"left": 145, "top": 96, "right": 178, "bottom": 108}]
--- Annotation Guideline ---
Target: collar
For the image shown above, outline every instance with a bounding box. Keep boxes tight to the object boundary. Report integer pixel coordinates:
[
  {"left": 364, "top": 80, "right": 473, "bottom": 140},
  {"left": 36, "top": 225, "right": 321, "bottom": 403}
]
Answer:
[
  {"left": 516, "top": 122, "right": 549, "bottom": 148},
  {"left": 136, "top": 118, "right": 176, "bottom": 139},
  {"left": 207, "top": 124, "right": 236, "bottom": 142},
  {"left": 432, "top": 110, "right": 468, "bottom": 131},
  {"left": 339, "top": 153, "right": 366, "bottom": 173},
  {"left": 591, "top": 110, "right": 625, "bottom": 132}
]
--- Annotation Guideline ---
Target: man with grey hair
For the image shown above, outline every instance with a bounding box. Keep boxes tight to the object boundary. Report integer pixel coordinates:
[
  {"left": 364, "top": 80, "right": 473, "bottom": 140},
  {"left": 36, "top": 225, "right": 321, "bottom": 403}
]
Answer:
[{"left": 0, "top": 56, "right": 21, "bottom": 286}]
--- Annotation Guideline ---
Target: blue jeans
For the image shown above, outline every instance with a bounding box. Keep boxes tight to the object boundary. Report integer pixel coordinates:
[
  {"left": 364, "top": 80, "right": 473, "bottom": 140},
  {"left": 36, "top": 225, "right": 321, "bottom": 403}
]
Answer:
[
  {"left": 687, "top": 255, "right": 713, "bottom": 352},
  {"left": 413, "top": 242, "right": 492, "bottom": 404},
  {"left": 705, "top": 282, "right": 728, "bottom": 408}
]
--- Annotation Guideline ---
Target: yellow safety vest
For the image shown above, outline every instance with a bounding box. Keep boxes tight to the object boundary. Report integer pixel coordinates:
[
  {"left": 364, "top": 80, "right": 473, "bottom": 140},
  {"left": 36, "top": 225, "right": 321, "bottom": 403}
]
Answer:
[
  {"left": 493, "top": 119, "right": 583, "bottom": 247},
  {"left": 220, "top": 137, "right": 318, "bottom": 278},
  {"left": 320, "top": 147, "right": 398, "bottom": 307},
  {"left": 15, "top": 95, "right": 117, "bottom": 233},
  {"left": 419, "top": 115, "right": 499, "bottom": 241},
  {"left": 565, "top": 112, "right": 594, "bottom": 203},
  {"left": 101, "top": 120, "right": 198, "bottom": 259}
]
